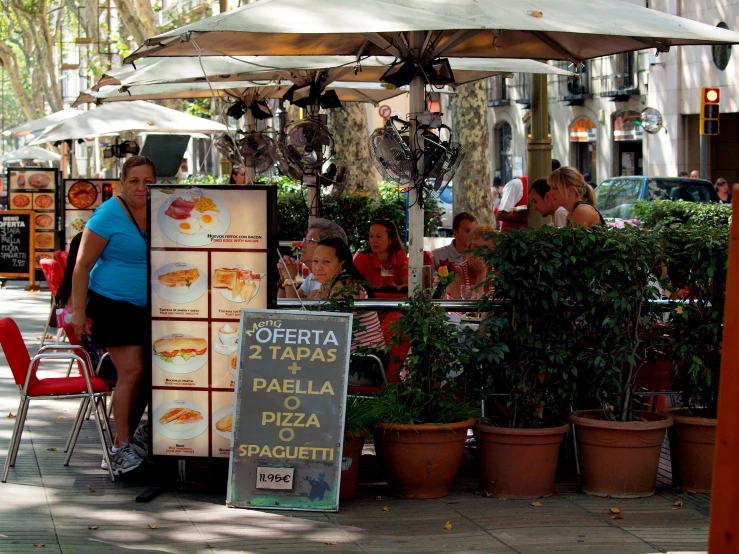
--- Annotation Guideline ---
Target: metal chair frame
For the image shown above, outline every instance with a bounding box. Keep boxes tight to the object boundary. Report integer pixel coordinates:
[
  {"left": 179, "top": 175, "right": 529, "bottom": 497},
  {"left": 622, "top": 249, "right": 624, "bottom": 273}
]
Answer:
[{"left": 2, "top": 345, "right": 115, "bottom": 482}]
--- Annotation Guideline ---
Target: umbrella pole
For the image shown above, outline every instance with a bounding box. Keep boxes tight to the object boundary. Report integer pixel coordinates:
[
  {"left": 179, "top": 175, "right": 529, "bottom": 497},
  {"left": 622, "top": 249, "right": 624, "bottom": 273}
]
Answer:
[
  {"left": 244, "top": 110, "right": 257, "bottom": 183},
  {"left": 406, "top": 32, "right": 425, "bottom": 295}
]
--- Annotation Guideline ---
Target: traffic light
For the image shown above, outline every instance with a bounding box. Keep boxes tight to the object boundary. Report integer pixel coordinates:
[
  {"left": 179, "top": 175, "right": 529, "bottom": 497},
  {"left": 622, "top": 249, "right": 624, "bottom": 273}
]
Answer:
[{"left": 700, "top": 87, "right": 720, "bottom": 135}]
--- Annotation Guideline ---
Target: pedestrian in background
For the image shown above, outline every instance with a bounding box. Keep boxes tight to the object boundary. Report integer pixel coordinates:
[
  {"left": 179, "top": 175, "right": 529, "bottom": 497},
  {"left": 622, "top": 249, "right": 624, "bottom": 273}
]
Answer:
[{"left": 715, "top": 178, "right": 732, "bottom": 204}]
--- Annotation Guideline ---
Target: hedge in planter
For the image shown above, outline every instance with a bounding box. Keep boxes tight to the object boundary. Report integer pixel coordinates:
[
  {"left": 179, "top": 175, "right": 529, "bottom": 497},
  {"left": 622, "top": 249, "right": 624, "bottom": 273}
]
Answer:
[
  {"left": 373, "top": 288, "right": 485, "bottom": 499},
  {"left": 273, "top": 178, "right": 442, "bottom": 250},
  {"left": 572, "top": 224, "right": 674, "bottom": 498},
  {"left": 658, "top": 217, "right": 729, "bottom": 491},
  {"left": 471, "top": 226, "right": 596, "bottom": 498}
]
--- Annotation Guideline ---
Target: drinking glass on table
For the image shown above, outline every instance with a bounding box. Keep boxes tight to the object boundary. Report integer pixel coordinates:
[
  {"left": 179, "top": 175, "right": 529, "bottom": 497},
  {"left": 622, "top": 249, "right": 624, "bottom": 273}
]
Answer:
[
  {"left": 460, "top": 284, "right": 475, "bottom": 300},
  {"left": 380, "top": 267, "right": 394, "bottom": 287}
]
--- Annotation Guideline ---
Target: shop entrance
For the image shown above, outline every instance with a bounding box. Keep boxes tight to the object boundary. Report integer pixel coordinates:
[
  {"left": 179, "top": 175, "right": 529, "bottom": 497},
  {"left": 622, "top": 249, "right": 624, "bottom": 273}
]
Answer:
[
  {"left": 613, "top": 110, "right": 643, "bottom": 176},
  {"left": 569, "top": 117, "right": 597, "bottom": 182}
]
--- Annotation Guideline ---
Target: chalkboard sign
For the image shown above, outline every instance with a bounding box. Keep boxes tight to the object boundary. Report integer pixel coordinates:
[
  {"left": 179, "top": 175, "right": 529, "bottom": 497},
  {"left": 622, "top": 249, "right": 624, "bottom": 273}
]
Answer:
[
  {"left": 228, "top": 310, "right": 352, "bottom": 512},
  {"left": 0, "top": 210, "right": 35, "bottom": 282}
]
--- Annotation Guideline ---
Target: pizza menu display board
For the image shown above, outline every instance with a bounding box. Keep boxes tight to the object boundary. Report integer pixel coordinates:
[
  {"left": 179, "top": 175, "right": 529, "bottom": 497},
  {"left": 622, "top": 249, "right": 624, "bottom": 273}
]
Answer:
[
  {"left": 6, "top": 167, "right": 59, "bottom": 272},
  {"left": 148, "top": 185, "right": 277, "bottom": 459},
  {"left": 0, "top": 211, "right": 35, "bottom": 282},
  {"left": 63, "top": 179, "right": 114, "bottom": 248},
  {"left": 228, "top": 310, "right": 352, "bottom": 512}
]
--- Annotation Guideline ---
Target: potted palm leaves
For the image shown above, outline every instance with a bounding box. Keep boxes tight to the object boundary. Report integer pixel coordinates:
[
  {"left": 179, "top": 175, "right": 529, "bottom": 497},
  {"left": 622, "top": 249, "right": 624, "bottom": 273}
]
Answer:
[
  {"left": 570, "top": 224, "right": 674, "bottom": 498},
  {"left": 372, "top": 287, "right": 484, "bottom": 499},
  {"left": 470, "top": 226, "right": 587, "bottom": 498}
]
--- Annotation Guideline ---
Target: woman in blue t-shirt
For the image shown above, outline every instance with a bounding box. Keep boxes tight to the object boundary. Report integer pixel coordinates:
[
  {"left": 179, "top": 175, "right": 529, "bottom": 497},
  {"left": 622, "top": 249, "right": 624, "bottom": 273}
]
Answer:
[{"left": 70, "top": 155, "right": 154, "bottom": 476}]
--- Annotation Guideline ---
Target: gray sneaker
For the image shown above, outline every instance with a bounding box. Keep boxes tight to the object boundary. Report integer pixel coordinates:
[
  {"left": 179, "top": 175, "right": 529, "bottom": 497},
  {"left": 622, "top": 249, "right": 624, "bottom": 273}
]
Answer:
[
  {"left": 110, "top": 443, "right": 143, "bottom": 475},
  {"left": 131, "top": 435, "right": 148, "bottom": 459},
  {"left": 134, "top": 422, "right": 149, "bottom": 444}
]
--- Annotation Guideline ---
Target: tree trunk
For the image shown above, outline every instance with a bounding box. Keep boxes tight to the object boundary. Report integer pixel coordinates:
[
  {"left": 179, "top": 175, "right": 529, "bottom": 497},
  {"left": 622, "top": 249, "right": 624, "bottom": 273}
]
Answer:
[
  {"left": 326, "top": 103, "right": 379, "bottom": 197},
  {"left": 452, "top": 80, "right": 493, "bottom": 224},
  {"left": 114, "top": 0, "right": 157, "bottom": 49}
]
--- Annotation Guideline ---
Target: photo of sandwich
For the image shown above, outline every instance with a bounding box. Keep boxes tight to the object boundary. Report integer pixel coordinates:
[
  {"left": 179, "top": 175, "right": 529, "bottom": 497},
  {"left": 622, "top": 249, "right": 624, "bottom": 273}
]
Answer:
[
  {"left": 151, "top": 333, "right": 208, "bottom": 374},
  {"left": 159, "top": 407, "right": 204, "bottom": 425},
  {"left": 153, "top": 336, "right": 207, "bottom": 363},
  {"left": 153, "top": 398, "right": 209, "bottom": 442},
  {"left": 152, "top": 262, "right": 207, "bottom": 304},
  {"left": 215, "top": 413, "right": 232, "bottom": 432},
  {"left": 213, "top": 266, "right": 262, "bottom": 304},
  {"left": 211, "top": 404, "right": 235, "bottom": 440}
]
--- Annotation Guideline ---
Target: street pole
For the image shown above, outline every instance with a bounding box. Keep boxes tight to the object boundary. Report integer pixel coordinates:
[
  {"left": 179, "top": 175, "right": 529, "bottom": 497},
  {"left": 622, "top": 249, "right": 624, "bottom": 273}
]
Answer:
[
  {"left": 244, "top": 109, "right": 257, "bottom": 183},
  {"left": 406, "top": 32, "right": 425, "bottom": 294},
  {"left": 527, "top": 72, "right": 552, "bottom": 228},
  {"left": 700, "top": 135, "right": 708, "bottom": 180}
]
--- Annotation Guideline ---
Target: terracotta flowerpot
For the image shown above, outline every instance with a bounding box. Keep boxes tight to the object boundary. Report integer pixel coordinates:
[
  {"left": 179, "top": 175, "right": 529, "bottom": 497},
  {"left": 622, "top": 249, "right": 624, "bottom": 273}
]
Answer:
[
  {"left": 340, "top": 432, "right": 365, "bottom": 500},
  {"left": 374, "top": 419, "right": 475, "bottom": 499},
  {"left": 664, "top": 408, "right": 716, "bottom": 493},
  {"left": 475, "top": 422, "right": 569, "bottom": 499},
  {"left": 569, "top": 409, "right": 673, "bottom": 498}
]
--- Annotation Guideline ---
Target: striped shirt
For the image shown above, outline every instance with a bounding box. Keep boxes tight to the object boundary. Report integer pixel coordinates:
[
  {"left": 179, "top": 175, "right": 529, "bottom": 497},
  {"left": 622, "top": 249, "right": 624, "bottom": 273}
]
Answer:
[{"left": 352, "top": 288, "right": 385, "bottom": 351}]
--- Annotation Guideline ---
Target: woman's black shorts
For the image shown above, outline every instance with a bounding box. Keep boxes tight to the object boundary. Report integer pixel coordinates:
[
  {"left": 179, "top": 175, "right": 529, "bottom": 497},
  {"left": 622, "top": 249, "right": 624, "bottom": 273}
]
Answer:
[{"left": 87, "top": 290, "right": 148, "bottom": 348}]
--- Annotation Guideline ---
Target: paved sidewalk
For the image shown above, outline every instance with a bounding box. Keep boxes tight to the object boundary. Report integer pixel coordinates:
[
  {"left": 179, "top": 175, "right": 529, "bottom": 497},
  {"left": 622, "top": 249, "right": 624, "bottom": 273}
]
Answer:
[{"left": 0, "top": 284, "right": 710, "bottom": 554}]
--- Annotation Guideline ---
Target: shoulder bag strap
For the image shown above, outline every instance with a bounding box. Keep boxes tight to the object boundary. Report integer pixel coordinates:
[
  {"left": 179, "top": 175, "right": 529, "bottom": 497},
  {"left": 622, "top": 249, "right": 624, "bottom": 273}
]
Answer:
[{"left": 118, "top": 196, "right": 149, "bottom": 245}]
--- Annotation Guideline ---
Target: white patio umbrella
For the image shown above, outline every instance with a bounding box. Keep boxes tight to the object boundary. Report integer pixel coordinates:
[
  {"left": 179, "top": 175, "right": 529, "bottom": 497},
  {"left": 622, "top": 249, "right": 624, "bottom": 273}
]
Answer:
[
  {"left": 124, "top": 0, "right": 739, "bottom": 291},
  {"left": 0, "top": 145, "right": 61, "bottom": 163},
  {"left": 98, "top": 55, "right": 572, "bottom": 89},
  {"left": 126, "top": 0, "right": 739, "bottom": 63},
  {"left": 4, "top": 109, "right": 83, "bottom": 137},
  {"left": 74, "top": 81, "right": 409, "bottom": 107},
  {"left": 30, "top": 100, "right": 227, "bottom": 144}
]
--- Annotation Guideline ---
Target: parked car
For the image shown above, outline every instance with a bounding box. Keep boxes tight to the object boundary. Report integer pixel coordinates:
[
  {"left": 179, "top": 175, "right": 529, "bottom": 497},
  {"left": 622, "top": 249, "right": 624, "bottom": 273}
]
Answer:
[{"left": 595, "top": 176, "right": 718, "bottom": 221}]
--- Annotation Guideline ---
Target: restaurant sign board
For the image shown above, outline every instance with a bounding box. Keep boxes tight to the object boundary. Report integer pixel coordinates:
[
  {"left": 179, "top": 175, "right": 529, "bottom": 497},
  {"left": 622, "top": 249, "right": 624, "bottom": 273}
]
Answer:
[
  {"left": 228, "top": 310, "right": 352, "bottom": 512},
  {"left": 0, "top": 210, "right": 35, "bottom": 284}
]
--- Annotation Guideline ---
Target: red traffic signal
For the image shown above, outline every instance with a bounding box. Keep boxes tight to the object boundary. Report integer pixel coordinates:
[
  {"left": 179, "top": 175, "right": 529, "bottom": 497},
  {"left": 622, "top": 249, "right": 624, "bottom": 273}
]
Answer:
[
  {"left": 703, "top": 88, "right": 720, "bottom": 104},
  {"left": 700, "top": 87, "right": 720, "bottom": 136}
]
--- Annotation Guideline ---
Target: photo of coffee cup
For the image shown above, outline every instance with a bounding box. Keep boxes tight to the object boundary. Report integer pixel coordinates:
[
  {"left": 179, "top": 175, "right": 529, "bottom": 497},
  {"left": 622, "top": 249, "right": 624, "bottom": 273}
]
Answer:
[{"left": 219, "top": 323, "right": 238, "bottom": 346}]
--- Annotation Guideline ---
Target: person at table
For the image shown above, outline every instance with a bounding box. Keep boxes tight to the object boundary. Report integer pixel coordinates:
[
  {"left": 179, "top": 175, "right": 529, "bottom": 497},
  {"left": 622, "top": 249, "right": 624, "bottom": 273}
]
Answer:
[
  {"left": 547, "top": 166, "right": 605, "bottom": 228},
  {"left": 70, "top": 155, "right": 153, "bottom": 476},
  {"left": 432, "top": 212, "right": 478, "bottom": 268},
  {"left": 447, "top": 224, "right": 499, "bottom": 300},
  {"left": 310, "top": 237, "right": 385, "bottom": 385},
  {"left": 529, "top": 178, "right": 569, "bottom": 227},
  {"left": 277, "top": 218, "right": 348, "bottom": 298},
  {"left": 229, "top": 164, "right": 247, "bottom": 184},
  {"left": 353, "top": 219, "right": 408, "bottom": 289}
]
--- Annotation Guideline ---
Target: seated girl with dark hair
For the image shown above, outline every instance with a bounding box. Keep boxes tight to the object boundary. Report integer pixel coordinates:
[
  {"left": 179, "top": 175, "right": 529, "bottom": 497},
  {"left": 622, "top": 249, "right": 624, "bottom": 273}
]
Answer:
[{"left": 309, "top": 237, "right": 385, "bottom": 385}]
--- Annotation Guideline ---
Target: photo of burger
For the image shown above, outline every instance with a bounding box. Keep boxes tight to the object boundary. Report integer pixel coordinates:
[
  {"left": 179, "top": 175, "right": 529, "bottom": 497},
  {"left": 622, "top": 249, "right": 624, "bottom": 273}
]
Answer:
[{"left": 152, "top": 334, "right": 208, "bottom": 373}]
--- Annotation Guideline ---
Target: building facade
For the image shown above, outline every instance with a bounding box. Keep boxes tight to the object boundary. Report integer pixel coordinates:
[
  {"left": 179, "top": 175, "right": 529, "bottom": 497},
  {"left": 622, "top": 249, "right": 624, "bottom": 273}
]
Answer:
[{"left": 487, "top": 0, "right": 739, "bottom": 185}]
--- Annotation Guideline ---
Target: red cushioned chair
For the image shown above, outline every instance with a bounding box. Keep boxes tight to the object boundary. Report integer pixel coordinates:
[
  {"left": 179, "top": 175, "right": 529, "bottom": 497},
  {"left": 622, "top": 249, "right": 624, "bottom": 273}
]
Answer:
[
  {"left": 0, "top": 318, "right": 115, "bottom": 482},
  {"left": 54, "top": 250, "right": 68, "bottom": 273},
  {"left": 39, "top": 258, "right": 65, "bottom": 347}
]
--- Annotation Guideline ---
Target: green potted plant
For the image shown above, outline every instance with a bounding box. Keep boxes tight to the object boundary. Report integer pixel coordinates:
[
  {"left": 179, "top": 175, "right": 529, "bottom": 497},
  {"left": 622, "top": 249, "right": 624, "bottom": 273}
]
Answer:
[
  {"left": 471, "top": 226, "right": 590, "bottom": 498},
  {"left": 372, "top": 287, "right": 483, "bottom": 499},
  {"left": 570, "top": 224, "right": 674, "bottom": 498},
  {"left": 340, "top": 396, "right": 381, "bottom": 500},
  {"left": 658, "top": 215, "right": 729, "bottom": 492}
]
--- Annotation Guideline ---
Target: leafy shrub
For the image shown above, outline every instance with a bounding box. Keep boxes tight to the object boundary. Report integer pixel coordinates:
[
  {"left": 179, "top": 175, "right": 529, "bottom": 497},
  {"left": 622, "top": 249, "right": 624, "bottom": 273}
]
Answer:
[
  {"left": 659, "top": 222, "right": 729, "bottom": 417},
  {"left": 632, "top": 200, "right": 731, "bottom": 229},
  {"left": 272, "top": 179, "right": 442, "bottom": 250}
]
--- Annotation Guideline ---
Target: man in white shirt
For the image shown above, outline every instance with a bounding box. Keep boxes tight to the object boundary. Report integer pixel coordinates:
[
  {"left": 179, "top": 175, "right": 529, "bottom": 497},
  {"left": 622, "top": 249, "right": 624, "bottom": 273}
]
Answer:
[
  {"left": 432, "top": 212, "right": 478, "bottom": 267},
  {"left": 278, "top": 218, "right": 348, "bottom": 298},
  {"left": 529, "top": 177, "right": 569, "bottom": 227},
  {"left": 496, "top": 176, "right": 529, "bottom": 231}
]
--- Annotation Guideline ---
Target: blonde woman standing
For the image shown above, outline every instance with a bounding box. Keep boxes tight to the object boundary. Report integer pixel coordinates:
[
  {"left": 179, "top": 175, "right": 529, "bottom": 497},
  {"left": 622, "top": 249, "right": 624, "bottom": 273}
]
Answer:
[{"left": 547, "top": 166, "right": 606, "bottom": 228}]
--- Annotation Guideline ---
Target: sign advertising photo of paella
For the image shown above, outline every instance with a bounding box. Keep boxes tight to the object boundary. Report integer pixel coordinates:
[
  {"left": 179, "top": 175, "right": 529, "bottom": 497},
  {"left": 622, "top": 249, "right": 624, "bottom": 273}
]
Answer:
[
  {"left": 6, "top": 167, "right": 59, "bottom": 273},
  {"left": 63, "top": 179, "right": 115, "bottom": 248},
  {"left": 147, "top": 185, "right": 277, "bottom": 459}
]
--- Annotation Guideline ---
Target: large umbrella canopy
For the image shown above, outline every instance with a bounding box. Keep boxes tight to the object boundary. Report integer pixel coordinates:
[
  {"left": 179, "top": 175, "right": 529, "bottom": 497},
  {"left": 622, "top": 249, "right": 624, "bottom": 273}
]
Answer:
[
  {"left": 30, "top": 101, "right": 227, "bottom": 144},
  {"left": 3, "top": 109, "right": 83, "bottom": 137},
  {"left": 0, "top": 145, "right": 61, "bottom": 163},
  {"left": 127, "top": 0, "right": 739, "bottom": 64},
  {"left": 101, "top": 56, "right": 572, "bottom": 90},
  {"left": 74, "top": 81, "right": 411, "bottom": 107}
]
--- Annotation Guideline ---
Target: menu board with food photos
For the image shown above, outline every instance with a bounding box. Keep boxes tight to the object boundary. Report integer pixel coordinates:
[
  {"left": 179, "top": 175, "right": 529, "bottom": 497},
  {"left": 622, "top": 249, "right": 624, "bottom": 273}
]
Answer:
[
  {"left": 148, "top": 185, "right": 277, "bottom": 459},
  {"left": 63, "top": 179, "right": 115, "bottom": 248},
  {"left": 6, "top": 167, "right": 59, "bottom": 273},
  {"left": 0, "top": 210, "right": 35, "bottom": 283}
]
